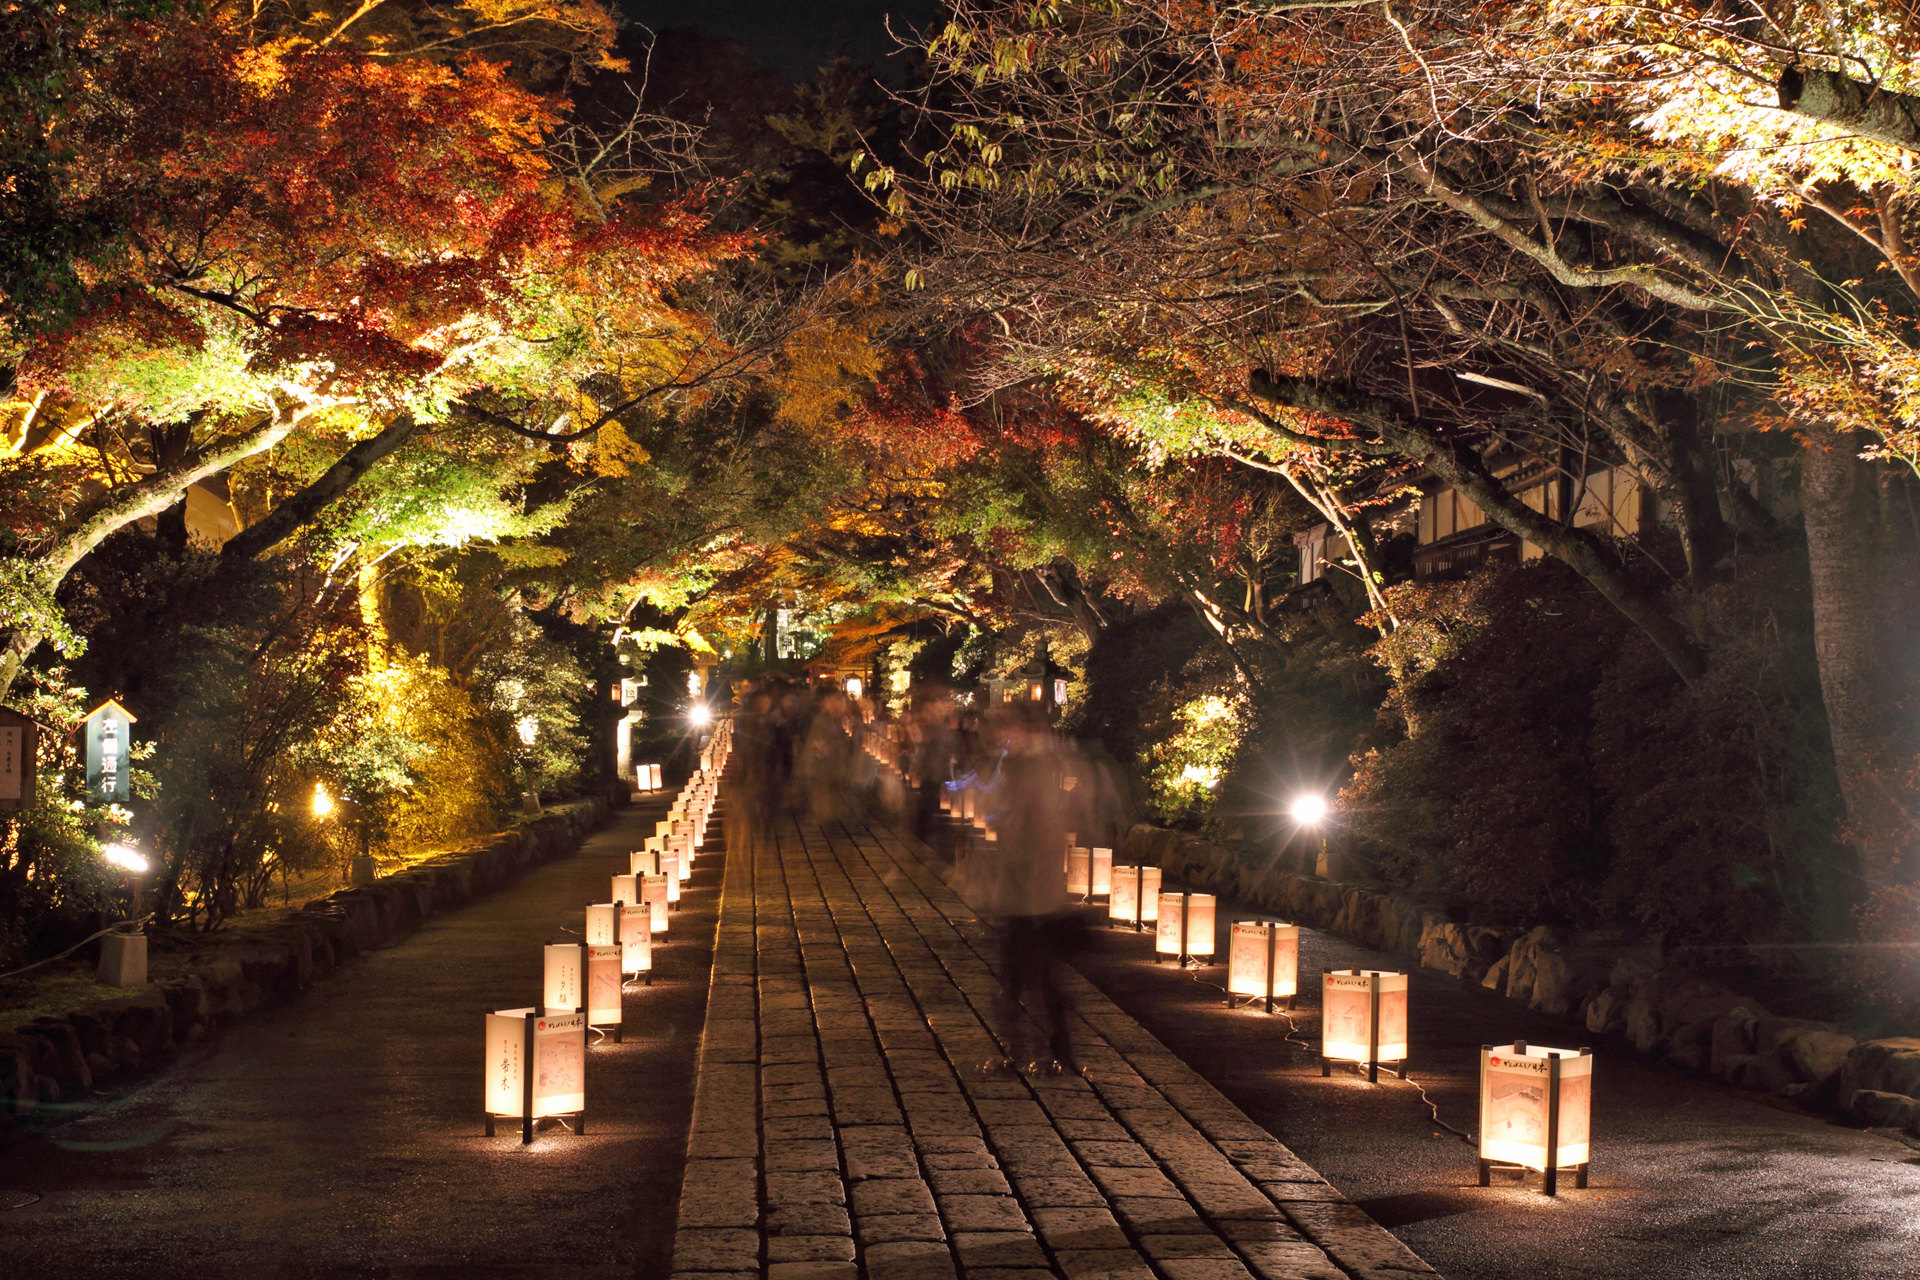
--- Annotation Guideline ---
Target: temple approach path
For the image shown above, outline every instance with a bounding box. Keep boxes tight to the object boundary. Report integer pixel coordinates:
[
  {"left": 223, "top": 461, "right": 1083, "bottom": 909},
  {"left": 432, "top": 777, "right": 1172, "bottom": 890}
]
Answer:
[{"left": 669, "top": 804, "right": 1435, "bottom": 1280}]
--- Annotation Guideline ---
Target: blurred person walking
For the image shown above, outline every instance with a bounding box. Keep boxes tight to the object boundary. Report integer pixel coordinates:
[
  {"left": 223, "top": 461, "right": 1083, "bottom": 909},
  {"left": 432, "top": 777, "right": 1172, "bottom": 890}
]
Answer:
[{"left": 968, "top": 708, "right": 1086, "bottom": 1076}]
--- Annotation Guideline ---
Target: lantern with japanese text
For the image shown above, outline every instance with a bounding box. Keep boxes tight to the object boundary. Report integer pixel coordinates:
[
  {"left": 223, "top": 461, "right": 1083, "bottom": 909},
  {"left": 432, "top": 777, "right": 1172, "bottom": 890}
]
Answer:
[
  {"left": 484, "top": 1008, "right": 586, "bottom": 1143},
  {"left": 586, "top": 902, "right": 651, "bottom": 982},
  {"left": 1320, "top": 970, "right": 1409, "bottom": 1082},
  {"left": 1108, "top": 865, "right": 1161, "bottom": 929},
  {"left": 1227, "top": 921, "right": 1299, "bottom": 1013},
  {"left": 1155, "top": 891, "right": 1216, "bottom": 963},
  {"left": 543, "top": 943, "right": 582, "bottom": 1014},
  {"left": 641, "top": 872, "right": 670, "bottom": 932},
  {"left": 1479, "top": 1042, "right": 1592, "bottom": 1195}
]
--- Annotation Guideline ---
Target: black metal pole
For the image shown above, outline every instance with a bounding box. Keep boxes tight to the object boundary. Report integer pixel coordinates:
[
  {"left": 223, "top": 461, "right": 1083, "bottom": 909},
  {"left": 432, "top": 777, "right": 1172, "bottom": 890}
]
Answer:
[
  {"left": 521, "top": 1012, "right": 536, "bottom": 1145},
  {"left": 1544, "top": 1051, "right": 1561, "bottom": 1196},
  {"left": 1366, "top": 971, "right": 1381, "bottom": 1085}
]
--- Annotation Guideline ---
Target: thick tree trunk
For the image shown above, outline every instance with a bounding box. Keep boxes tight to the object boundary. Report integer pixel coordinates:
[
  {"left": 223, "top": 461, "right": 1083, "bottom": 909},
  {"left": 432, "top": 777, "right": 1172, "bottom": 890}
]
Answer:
[
  {"left": 0, "top": 408, "right": 302, "bottom": 704},
  {"left": 1799, "top": 434, "right": 1896, "bottom": 887},
  {"left": 221, "top": 416, "right": 418, "bottom": 563}
]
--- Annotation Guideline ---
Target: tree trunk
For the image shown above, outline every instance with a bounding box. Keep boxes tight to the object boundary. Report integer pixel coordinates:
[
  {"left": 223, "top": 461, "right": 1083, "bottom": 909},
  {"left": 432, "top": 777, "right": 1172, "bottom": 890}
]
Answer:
[
  {"left": 1799, "top": 434, "right": 1895, "bottom": 888},
  {"left": 0, "top": 407, "right": 303, "bottom": 704},
  {"left": 220, "top": 416, "right": 418, "bottom": 563}
]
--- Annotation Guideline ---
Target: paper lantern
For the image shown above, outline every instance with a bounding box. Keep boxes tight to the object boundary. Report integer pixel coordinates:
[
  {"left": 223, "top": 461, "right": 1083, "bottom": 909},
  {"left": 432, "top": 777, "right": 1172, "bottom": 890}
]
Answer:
[
  {"left": 642, "top": 873, "right": 670, "bottom": 932},
  {"left": 661, "top": 850, "right": 682, "bottom": 904},
  {"left": 1227, "top": 921, "right": 1300, "bottom": 1012},
  {"left": 1065, "top": 846, "right": 1110, "bottom": 898},
  {"left": 958, "top": 788, "right": 975, "bottom": 821},
  {"left": 1108, "top": 865, "right": 1162, "bottom": 929},
  {"left": 1320, "top": 969, "right": 1410, "bottom": 1083},
  {"left": 939, "top": 787, "right": 953, "bottom": 814},
  {"left": 587, "top": 902, "right": 651, "bottom": 982},
  {"left": 584, "top": 944, "right": 623, "bottom": 1038},
  {"left": 655, "top": 820, "right": 673, "bottom": 840},
  {"left": 1155, "top": 891, "right": 1216, "bottom": 962},
  {"left": 1479, "top": 1042, "right": 1592, "bottom": 1195},
  {"left": 484, "top": 1007, "right": 586, "bottom": 1143},
  {"left": 611, "top": 872, "right": 639, "bottom": 908}
]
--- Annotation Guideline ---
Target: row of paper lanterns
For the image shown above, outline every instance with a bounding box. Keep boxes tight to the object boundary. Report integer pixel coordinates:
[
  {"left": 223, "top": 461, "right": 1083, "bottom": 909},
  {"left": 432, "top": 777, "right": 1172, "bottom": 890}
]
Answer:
[
  {"left": 927, "top": 766, "right": 1591, "bottom": 1196},
  {"left": 482, "top": 721, "right": 733, "bottom": 1144}
]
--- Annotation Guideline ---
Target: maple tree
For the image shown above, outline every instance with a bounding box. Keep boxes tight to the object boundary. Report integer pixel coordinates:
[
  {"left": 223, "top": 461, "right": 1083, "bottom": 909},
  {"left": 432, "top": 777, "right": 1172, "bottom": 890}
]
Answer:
[
  {"left": 0, "top": 13, "right": 747, "bottom": 698},
  {"left": 868, "top": 0, "right": 1920, "bottom": 890}
]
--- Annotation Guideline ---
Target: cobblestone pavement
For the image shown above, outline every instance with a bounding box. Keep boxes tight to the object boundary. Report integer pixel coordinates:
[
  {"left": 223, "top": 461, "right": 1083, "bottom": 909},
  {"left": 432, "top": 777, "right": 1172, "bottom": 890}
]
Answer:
[{"left": 671, "top": 805, "right": 1437, "bottom": 1280}]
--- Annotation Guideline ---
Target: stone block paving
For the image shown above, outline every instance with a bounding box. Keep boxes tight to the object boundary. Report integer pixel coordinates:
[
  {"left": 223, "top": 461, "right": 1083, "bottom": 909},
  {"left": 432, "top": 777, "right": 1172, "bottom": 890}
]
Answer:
[{"left": 671, "top": 800, "right": 1439, "bottom": 1280}]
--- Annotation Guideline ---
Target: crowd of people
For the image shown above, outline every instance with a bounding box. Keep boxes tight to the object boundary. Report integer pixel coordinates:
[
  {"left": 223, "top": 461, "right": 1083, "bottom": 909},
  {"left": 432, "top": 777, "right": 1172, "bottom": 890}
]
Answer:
[{"left": 728, "top": 675, "right": 1131, "bottom": 1077}]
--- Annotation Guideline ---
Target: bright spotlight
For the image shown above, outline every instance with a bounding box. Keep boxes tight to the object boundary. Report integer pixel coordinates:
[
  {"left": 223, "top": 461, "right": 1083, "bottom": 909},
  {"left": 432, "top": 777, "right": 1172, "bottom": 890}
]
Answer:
[
  {"left": 102, "top": 844, "right": 149, "bottom": 874},
  {"left": 312, "top": 781, "right": 335, "bottom": 819},
  {"left": 516, "top": 715, "right": 539, "bottom": 746},
  {"left": 1289, "top": 794, "right": 1329, "bottom": 825},
  {"left": 688, "top": 704, "right": 713, "bottom": 727}
]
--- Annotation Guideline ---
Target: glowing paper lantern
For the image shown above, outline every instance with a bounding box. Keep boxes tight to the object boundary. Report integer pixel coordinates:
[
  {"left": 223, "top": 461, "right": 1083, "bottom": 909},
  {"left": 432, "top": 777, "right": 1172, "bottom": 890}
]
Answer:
[
  {"left": 587, "top": 902, "right": 651, "bottom": 982},
  {"left": 939, "top": 787, "right": 953, "bottom": 814},
  {"left": 611, "top": 873, "right": 639, "bottom": 909},
  {"left": 1479, "top": 1042, "right": 1592, "bottom": 1195},
  {"left": 484, "top": 1007, "right": 586, "bottom": 1143},
  {"left": 1155, "top": 891, "right": 1216, "bottom": 962},
  {"left": 670, "top": 835, "right": 692, "bottom": 887},
  {"left": 1065, "top": 845, "right": 1110, "bottom": 898},
  {"left": 585, "top": 944, "right": 623, "bottom": 1039},
  {"left": 1227, "top": 921, "right": 1299, "bottom": 1012},
  {"left": 618, "top": 902, "right": 652, "bottom": 979},
  {"left": 544, "top": 943, "right": 582, "bottom": 1014},
  {"left": 1320, "top": 969, "right": 1409, "bottom": 1083},
  {"left": 642, "top": 873, "right": 670, "bottom": 932},
  {"left": 1108, "top": 865, "right": 1162, "bottom": 929}
]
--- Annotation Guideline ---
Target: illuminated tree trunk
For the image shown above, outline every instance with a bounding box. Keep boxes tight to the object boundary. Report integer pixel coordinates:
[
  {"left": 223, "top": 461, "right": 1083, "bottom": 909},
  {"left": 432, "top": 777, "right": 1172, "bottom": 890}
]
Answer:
[
  {"left": 1799, "top": 434, "right": 1893, "bottom": 889},
  {"left": 0, "top": 408, "right": 302, "bottom": 703}
]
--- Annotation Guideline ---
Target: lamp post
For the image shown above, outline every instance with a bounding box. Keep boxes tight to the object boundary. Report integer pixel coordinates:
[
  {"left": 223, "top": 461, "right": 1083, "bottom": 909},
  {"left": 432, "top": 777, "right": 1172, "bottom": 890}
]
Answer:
[
  {"left": 1290, "top": 792, "right": 1331, "bottom": 877},
  {"left": 98, "top": 843, "right": 149, "bottom": 986},
  {"left": 517, "top": 715, "right": 540, "bottom": 813}
]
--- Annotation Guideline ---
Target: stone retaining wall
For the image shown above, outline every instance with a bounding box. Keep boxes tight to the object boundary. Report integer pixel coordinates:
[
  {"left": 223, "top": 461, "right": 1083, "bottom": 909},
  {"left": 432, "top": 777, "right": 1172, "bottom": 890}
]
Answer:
[
  {"left": 1123, "top": 823, "right": 1920, "bottom": 1136},
  {"left": 0, "top": 797, "right": 610, "bottom": 1126}
]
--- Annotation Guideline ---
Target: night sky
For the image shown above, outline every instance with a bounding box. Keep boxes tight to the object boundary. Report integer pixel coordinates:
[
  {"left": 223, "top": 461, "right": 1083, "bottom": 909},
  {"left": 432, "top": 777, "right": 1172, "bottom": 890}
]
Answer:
[{"left": 620, "top": 0, "right": 941, "bottom": 79}]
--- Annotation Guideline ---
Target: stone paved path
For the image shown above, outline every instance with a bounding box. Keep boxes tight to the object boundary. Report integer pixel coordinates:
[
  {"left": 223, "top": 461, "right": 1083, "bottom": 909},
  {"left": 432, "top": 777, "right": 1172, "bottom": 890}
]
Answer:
[{"left": 671, "top": 804, "right": 1438, "bottom": 1280}]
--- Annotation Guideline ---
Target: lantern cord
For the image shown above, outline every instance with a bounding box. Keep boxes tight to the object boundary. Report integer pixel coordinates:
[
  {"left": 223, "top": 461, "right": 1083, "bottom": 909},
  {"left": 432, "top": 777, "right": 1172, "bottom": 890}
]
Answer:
[
  {"left": 1394, "top": 1072, "right": 1476, "bottom": 1146},
  {"left": 1180, "top": 969, "right": 1315, "bottom": 1052},
  {"left": 0, "top": 915, "right": 153, "bottom": 982}
]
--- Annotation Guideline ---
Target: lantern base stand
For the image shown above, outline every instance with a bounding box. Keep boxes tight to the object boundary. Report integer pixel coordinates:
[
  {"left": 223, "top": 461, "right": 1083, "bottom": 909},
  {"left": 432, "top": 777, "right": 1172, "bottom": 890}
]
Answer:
[
  {"left": 1478, "top": 1158, "right": 1587, "bottom": 1196},
  {"left": 1226, "top": 992, "right": 1296, "bottom": 1013},
  {"left": 484, "top": 1110, "right": 586, "bottom": 1143},
  {"left": 1320, "top": 1055, "right": 1408, "bottom": 1084}
]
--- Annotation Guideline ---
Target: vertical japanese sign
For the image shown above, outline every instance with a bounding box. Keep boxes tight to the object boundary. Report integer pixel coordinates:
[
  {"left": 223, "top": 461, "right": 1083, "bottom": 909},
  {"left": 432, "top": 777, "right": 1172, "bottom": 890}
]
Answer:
[
  {"left": 82, "top": 699, "right": 136, "bottom": 803},
  {"left": 0, "top": 712, "right": 35, "bottom": 810}
]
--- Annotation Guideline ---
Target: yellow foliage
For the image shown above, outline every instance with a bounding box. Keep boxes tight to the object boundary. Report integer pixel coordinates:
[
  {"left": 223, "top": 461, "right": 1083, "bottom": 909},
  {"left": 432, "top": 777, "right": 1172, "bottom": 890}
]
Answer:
[
  {"left": 769, "top": 318, "right": 884, "bottom": 433},
  {"left": 586, "top": 420, "right": 651, "bottom": 477}
]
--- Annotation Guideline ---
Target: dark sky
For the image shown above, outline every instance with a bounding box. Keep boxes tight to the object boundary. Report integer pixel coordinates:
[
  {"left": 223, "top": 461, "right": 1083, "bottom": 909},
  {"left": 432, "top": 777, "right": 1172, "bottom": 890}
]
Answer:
[{"left": 620, "top": 1, "right": 941, "bottom": 79}]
